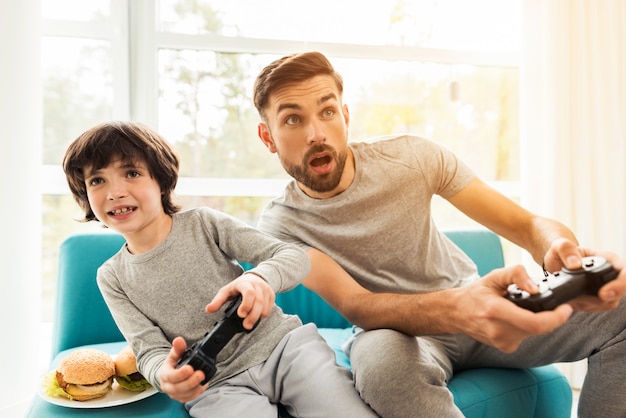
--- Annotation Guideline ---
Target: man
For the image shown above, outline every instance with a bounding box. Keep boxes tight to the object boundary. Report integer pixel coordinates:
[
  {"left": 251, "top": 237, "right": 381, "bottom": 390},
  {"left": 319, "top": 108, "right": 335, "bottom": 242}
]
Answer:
[{"left": 252, "top": 51, "right": 626, "bottom": 417}]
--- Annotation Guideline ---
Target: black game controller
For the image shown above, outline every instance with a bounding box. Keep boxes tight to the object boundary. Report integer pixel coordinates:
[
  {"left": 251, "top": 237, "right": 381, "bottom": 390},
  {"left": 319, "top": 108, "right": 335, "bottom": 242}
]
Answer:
[
  {"left": 176, "top": 295, "right": 257, "bottom": 384},
  {"left": 506, "top": 256, "right": 618, "bottom": 312}
]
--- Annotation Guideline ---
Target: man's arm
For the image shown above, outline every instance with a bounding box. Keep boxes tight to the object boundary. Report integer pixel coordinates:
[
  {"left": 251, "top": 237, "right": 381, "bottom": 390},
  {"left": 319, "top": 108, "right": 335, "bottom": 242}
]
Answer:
[
  {"left": 302, "top": 177, "right": 626, "bottom": 351},
  {"left": 303, "top": 248, "right": 573, "bottom": 353},
  {"left": 447, "top": 177, "right": 579, "bottom": 270},
  {"left": 448, "top": 177, "right": 626, "bottom": 310}
]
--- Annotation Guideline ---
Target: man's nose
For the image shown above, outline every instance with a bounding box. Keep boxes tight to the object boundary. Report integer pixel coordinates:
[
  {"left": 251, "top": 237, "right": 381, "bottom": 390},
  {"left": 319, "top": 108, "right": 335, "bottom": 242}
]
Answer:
[{"left": 305, "top": 119, "right": 326, "bottom": 145}]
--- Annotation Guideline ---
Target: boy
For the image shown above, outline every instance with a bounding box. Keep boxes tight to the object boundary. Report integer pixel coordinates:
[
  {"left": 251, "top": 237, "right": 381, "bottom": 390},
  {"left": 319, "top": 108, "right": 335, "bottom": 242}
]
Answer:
[{"left": 62, "top": 121, "right": 377, "bottom": 417}]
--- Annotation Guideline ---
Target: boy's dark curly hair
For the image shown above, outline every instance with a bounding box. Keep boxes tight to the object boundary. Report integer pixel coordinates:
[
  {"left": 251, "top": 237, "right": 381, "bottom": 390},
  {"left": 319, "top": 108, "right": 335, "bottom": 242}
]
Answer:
[{"left": 63, "top": 121, "right": 181, "bottom": 222}]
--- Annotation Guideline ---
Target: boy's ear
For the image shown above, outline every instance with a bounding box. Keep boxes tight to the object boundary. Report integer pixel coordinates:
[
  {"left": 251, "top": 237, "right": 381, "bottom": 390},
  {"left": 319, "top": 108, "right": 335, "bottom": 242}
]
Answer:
[{"left": 258, "top": 123, "right": 277, "bottom": 153}]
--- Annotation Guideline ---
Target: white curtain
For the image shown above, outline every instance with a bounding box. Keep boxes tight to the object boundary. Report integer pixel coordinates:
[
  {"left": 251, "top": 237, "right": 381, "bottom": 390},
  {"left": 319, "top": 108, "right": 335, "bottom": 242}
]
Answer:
[
  {"left": 0, "top": 0, "right": 42, "bottom": 415},
  {"left": 521, "top": 0, "right": 626, "bottom": 253},
  {"left": 521, "top": 0, "right": 626, "bottom": 388}
]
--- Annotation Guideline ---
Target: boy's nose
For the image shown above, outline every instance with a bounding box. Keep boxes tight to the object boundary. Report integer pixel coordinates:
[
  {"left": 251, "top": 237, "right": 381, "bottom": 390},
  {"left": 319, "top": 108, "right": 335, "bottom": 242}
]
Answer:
[{"left": 107, "top": 182, "right": 128, "bottom": 200}]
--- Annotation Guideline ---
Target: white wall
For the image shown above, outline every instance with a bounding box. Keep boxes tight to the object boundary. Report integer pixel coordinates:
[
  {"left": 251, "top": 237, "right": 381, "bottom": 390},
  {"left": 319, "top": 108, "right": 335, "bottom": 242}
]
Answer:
[{"left": 0, "top": 0, "right": 42, "bottom": 415}]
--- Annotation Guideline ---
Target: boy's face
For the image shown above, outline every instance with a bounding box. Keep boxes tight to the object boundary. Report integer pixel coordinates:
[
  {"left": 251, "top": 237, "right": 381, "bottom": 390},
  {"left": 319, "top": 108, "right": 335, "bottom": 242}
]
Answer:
[
  {"left": 83, "top": 157, "right": 169, "bottom": 242},
  {"left": 257, "top": 74, "right": 353, "bottom": 199}
]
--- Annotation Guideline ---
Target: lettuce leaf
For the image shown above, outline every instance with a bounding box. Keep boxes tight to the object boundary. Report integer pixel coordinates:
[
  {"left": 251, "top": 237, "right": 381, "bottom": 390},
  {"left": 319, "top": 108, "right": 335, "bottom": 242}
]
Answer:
[
  {"left": 115, "top": 375, "right": 152, "bottom": 392},
  {"left": 43, "top": 370, "right": 72, "bottom": 400}
]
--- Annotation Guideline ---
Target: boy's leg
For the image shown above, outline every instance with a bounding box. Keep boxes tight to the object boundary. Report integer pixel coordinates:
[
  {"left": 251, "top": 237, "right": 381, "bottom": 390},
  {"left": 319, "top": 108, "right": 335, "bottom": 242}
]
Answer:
[
  {"left": 255, "top": 323, "right": 379, "bottom": 418},
  {"left": 186, "top": 376, "right": 279, "bottom": 418}
]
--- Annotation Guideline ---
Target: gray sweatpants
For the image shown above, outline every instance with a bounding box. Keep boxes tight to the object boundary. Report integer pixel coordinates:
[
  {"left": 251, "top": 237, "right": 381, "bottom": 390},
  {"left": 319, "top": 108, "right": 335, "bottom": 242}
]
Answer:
[
  {"left": 348, "top": 301, "right": 626, "bottom": 418},
  {"left": 186, "top": 323, "right": 378, "bottom": 417}
]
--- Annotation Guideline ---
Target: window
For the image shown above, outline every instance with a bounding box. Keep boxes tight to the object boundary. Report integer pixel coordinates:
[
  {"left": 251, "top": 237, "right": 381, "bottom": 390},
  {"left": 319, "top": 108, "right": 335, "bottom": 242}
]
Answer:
[{"left": 42, "top": 0, "right": 521, "bottom": 320}]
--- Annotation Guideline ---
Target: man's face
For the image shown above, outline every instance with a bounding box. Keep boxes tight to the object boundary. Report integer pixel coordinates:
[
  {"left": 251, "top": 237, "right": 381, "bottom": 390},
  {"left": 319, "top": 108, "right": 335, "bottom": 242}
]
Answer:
[{"left": 258, "top": 75, "right": 352, "bottom": 199}]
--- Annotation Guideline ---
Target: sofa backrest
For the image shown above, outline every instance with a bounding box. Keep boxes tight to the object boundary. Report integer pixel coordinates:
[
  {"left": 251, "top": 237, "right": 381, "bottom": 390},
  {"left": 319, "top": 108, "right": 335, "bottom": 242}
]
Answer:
[
  {"left": 51, "top": 232, "right": 126, "bottom": 358},
  {"left": 50, "top": 228, "right": 505, "bottom": 356},
  {"left": 443, "top": 229, "right": 505, "bottom": 276}
]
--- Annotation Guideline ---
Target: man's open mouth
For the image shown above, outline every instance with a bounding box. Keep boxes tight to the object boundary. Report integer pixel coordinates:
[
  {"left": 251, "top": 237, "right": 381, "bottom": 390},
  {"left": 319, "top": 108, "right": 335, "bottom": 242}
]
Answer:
[{"left": 310, "top": 155, "right": 331, "bottom": 167}]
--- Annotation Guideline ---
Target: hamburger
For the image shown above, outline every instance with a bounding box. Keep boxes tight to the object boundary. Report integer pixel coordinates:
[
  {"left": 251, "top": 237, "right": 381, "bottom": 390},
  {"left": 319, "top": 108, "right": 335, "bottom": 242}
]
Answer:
[
  {"left": 114, "top": 345, "right": 152, "bottom": 392},
  {"left": 45, "top": 348, "right": 115, "bottom": 401}
]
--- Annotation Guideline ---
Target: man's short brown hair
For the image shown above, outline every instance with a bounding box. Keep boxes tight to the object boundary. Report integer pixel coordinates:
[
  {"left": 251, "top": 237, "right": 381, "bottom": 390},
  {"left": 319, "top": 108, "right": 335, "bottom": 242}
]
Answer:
[{"left": 253, "top": 51, "right": 344, "bottom": 121}]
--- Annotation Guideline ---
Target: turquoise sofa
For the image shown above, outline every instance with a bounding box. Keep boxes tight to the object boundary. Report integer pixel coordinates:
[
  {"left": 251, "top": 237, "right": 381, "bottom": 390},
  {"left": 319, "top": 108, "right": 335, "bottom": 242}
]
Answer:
[{"left": 26, "top": 230, "right": 573, "bottom": 417}]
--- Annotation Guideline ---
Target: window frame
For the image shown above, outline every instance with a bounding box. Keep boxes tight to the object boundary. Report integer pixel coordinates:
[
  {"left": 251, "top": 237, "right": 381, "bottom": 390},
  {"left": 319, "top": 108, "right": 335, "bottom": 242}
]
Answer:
[{"left": 42, "top": 0, "right": 520, "bottom": 199}]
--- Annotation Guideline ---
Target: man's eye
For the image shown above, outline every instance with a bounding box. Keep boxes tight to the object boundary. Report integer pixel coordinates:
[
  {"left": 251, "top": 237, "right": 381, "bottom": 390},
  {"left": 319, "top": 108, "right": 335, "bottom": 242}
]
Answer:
[
  {"left": 285, "top": 115, "right": 300, "bottom": 125},
  {"left": 323, "top": 108, "right": 335, "bottom": 118}
]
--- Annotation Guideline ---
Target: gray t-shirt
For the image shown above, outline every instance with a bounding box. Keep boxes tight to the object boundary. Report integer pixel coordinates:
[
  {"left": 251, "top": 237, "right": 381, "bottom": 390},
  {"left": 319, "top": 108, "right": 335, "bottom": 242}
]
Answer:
[
  {"left": 257, "top": 135, "right": 479, "bottom": 294},
  {"left": 97, "top": 207, "right": 308, "bottom": 390}
]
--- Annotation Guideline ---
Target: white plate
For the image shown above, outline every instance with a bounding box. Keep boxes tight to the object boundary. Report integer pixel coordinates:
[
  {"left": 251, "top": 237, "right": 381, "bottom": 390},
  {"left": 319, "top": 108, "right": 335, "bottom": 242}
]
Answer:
[{"left": 37, "top": 379, "right": 158, "bottom": 408}]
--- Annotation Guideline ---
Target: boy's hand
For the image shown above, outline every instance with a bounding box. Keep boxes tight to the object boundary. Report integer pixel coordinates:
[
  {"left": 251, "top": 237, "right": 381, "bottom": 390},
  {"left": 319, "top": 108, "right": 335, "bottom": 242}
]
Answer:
[
  {"left": 206, "top": 273, "right": 275, "bottom": 330},
  {"left": 159, "top": 337, "right": 208, "bottom": 402}
]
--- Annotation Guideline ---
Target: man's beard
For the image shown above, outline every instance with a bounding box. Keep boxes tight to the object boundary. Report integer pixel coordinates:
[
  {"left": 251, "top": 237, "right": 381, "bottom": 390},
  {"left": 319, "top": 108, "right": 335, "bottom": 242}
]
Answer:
[{"left": 280, "top": 144, "right": 348, "bottom": 193}]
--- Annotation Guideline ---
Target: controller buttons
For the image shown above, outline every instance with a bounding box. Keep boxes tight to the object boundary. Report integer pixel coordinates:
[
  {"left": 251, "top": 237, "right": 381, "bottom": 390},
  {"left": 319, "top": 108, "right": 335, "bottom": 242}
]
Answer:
[
  {"left": 506, "top": 256, "right": 617, "bottom": 312},
  {"left": 508, "top": 286, "right": 524, "bottom": 298}
]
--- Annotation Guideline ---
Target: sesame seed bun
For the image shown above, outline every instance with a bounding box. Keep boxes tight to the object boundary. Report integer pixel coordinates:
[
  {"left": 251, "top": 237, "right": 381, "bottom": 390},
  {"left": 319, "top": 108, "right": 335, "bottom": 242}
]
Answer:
[
  {"left": 114, "top": 345, "right": 152, "bottom": 392},
  {"left": 114, "top": 345, "right": 138, "bottom": 377},
  {"left": 56, "top": 348, "right": 115, "bottom": 401},
  {"left": 58, "top": 348, "right": 115, "bottom": 384}
]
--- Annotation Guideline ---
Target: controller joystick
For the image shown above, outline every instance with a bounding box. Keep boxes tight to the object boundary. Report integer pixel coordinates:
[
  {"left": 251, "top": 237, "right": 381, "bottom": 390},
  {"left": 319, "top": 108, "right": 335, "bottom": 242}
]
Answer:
[
  {"left": 506, "top": 256, "right": 618, "bottom": 312},
  {"left": 176, "top": 295, "right": 258, "bottom": 384}
]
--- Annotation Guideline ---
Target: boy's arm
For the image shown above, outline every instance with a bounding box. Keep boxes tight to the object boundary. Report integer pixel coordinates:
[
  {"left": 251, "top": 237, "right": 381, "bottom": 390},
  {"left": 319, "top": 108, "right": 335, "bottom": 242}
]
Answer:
[
  {"left": 246, "top": 241, "right": 310, "bottom": 293},
  {"left": 97, "top": 267, "right": 171, "bottom": 390},
  {"left": 210, "top": 209, "right": 311, "bottom": 293},
  {"left": 206, "top": 273, "right": 276, "bottom": 330}
]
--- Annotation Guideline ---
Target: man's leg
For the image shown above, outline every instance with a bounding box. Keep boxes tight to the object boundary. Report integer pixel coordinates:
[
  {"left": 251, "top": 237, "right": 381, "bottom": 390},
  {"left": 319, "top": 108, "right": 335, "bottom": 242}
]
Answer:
[
  {"left": 349, "top": 328, "right": 463, "bottom": 418},
  {"left": 570, "top": 307, "right": 626, "bottom": 418},
  {"left": 452, "top": 303, "right": 626, "bottom": 418}
]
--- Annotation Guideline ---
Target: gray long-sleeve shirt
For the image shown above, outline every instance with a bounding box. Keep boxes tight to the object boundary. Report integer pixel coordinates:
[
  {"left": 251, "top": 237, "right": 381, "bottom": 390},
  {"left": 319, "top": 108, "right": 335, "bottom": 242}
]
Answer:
[{"left": 97, "top": 207, "right": 309, "bottom": 390}]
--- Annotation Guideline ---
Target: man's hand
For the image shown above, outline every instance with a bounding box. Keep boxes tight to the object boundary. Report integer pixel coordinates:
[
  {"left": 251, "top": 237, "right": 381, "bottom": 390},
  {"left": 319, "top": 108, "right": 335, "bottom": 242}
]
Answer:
[
  {"left": 159, "top": 337, "right": 208, "bottom": 402},
  {"left": 543, "top": 239, "right": 626, "bottom": 311},
  {"left": 206, "top": 273, "right": 275, "bottom": 330},
  {"left": 453, "top": 265, "right": 573, "bottom": 353}
]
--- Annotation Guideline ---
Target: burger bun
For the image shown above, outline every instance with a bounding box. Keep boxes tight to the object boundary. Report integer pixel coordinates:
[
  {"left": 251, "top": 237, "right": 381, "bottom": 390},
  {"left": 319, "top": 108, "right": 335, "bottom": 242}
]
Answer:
[
  {"left": 55, "top": 348, "right": 115, "bottom": 401},
  {"left": 114, "top": 345, "right": 139, "bottom": 377},
  {"left": 114, "top": 345, "right": 152, "bottom": 392}
]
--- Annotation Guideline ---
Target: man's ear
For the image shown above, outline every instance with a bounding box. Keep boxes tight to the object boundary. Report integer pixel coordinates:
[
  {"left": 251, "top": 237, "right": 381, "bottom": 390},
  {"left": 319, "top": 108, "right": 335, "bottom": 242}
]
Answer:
[
  {"left": 258, "top": 123, "right": 277, "bottom": 153},
  {"left": 342, "top": 103, "right": 350, "bottom": 128}
]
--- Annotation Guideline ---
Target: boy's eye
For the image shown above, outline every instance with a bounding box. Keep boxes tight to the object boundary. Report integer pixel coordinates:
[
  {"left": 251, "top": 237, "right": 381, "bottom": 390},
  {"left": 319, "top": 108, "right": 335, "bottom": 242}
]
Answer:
[
  {"left": 127, "top": 170, "right": 140, "bottom": 178},
  {"left": 88, "top": 177, "right": 103, "bottom": 186}
]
